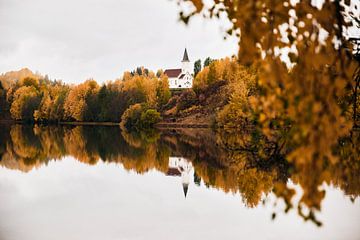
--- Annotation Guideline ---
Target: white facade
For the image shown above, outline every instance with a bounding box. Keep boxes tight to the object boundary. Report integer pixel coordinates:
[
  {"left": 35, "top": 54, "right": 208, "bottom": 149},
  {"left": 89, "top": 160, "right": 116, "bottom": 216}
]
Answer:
[
  {"left": 164, "top": 49, "right": 193, "bottom": 89},
  {"left": 167, "top": 73, "right": 193, "bottom": 89}
]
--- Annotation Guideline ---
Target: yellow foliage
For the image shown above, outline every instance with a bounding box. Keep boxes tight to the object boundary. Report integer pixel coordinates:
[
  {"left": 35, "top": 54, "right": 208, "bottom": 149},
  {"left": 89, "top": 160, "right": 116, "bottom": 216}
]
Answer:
[
  {"left": 63, "top": 79, "right": 99, "bottom": 121},
  {"left": 10, "top": 86, "right": 40, "bottom": 120},
  {"left": 178, "top": 0, "right": 359, "bottom": 165}
]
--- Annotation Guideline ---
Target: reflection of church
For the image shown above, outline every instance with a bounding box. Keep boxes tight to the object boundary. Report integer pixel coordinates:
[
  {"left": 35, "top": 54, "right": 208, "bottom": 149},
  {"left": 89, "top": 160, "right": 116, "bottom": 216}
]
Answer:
[{"left": 166, "top": 157, "right": 193, "bottom": 198}]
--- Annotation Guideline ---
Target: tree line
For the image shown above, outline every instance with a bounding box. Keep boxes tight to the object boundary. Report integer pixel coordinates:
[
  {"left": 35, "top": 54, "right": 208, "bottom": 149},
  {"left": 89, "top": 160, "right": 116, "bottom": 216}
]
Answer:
[
  {"left": 0, "top": 56, "right": 221, "bottom": 129},
  {"left": 0, "top": 67, "right": 171, "bottom": 128},
  {"left": 1, "top": 53, "right": 358, "bottom": 133}
]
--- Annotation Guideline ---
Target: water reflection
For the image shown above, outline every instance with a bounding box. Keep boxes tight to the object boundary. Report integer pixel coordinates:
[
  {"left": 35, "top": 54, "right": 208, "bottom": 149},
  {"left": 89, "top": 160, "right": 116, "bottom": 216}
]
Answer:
[
  {"left": 0, "top": 124, "right": 359, "bottom": 227},
  {"left": 167, "top": 157, "right": 192, "bottom": 198}
]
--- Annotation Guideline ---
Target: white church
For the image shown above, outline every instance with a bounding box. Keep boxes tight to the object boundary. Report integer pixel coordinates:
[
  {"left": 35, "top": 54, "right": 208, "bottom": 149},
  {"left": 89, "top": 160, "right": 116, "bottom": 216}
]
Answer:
[{"left": 164, "top": 49, "right": 193, "bottom": 89}]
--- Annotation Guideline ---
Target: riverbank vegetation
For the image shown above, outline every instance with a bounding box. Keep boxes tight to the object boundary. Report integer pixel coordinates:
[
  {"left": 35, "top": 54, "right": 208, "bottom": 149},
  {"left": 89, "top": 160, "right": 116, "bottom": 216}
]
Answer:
[
  {"left": 0, "top": 57, "right": 260, "bottom": 129},
  {"left": 0, "top": 67, "right": 170, "bottom": 127}
]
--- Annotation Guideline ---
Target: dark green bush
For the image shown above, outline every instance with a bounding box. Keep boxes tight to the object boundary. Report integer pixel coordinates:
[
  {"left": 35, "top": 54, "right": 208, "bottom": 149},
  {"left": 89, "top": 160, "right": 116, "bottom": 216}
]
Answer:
[
  {"left": 121, "top": 104, "right": 161, "bottom": 130},
  {"left": 140, "top": 109, "right": 162, "bottom": 127}
]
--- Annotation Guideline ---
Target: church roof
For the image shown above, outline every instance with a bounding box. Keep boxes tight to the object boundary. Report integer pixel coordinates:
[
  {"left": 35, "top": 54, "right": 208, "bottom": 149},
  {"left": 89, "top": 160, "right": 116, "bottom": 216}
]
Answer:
[
  {"left": 166, "top": 168, "right": 181, "bottom": 176},
  {"left": 164, "top": 69, "right": 181, "bottom": 78},
  {"left": 182, "top": 48, "right": 190, "bottom": 62}
]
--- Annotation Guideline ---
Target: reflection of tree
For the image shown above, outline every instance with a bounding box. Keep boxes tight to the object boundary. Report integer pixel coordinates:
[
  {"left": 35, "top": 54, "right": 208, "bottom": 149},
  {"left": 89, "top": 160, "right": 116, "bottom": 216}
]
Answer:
[
  {"left": 160, "top": 128, "right": 360, "bottom": 225},
  {"left": 0, "top": 125, "right": 358, "bottom": 226},
  {"left": 1, "top": 125, "right": 53, "bottom": 171},
  {"left": 63, "top": 126, "right": 99, "bottom": 164}
]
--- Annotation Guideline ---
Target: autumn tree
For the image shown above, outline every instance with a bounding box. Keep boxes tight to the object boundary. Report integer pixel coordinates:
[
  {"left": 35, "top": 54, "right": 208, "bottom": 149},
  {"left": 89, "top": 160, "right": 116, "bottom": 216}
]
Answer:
[
  {"left": 34, "top": 82, "right": 69, "bottom": 122},
  {"left": 216, "top": 64, "right": 257, "bottom": 128},
  {"left": 206, "top": 62, "right": 217, "bottom": 85},
  {"left": 10, "top": 85, "right": 41, "bottom": 121},
  {"left": 63, "top": 79, "right": 99, "bottom": 121},
  {"left": 156, "top": 75, "right": 171, "bottom": 108},
  {"left": 177, "top": 0, "right": 360, "bottom": 164},
  {"left": 122, "top": 72, "right": 158, "bottom": 107},
  {"left": 21, "top": 77, "right": 39, "bottom": 89}
]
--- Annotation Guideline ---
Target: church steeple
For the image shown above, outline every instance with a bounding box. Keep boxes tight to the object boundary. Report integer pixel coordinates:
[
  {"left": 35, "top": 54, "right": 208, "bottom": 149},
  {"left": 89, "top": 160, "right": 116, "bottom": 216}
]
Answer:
[
  {"left": 183, "top": 183, "right": 189, "bottom": 198},
  {"left": 182, "top": 48, "right": 190, "bottom": 62},
  {"left": 181, "top": 48, "right": 191, "bottom": 74}
]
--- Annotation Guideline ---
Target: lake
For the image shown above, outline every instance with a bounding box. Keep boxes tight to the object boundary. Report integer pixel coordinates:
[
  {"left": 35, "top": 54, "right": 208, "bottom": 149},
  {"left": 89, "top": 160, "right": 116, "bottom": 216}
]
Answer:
[{"left": 0, "top": 124, "right": 359, "bottom": 240}]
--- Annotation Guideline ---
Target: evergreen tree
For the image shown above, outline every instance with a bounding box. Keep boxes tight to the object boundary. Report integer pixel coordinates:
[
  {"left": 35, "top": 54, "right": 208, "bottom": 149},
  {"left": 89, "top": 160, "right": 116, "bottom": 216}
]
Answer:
[
  {"left": 194, "top": 59, "right": 202, "bottom": 77},
  {"left": 204, "top": 57, "right": 213, "bottom": 68}
]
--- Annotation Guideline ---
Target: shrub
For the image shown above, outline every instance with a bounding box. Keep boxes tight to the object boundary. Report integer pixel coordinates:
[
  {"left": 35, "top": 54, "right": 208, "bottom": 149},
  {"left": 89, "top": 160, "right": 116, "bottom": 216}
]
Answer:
[
  {"left": 176, "top": 89, "right": 197, "bottom": 111},
  {"left": 140, "top": 109, "right": 162, "bottom": 127},
  {"left": 121, "top": 104, "right": 161, "bottom": 130},
  {"left": 120, "top": 103, "right": 143, "bottom": 129},
  {"left": 163, "top": 95, "right": 179, "bottom": 111}
]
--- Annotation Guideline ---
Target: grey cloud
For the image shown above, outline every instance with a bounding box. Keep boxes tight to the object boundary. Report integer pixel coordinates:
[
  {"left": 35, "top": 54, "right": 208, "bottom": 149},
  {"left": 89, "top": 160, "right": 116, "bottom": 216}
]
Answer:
[{"left": 0, "top": 0, "right": 238, "bottom": 83}]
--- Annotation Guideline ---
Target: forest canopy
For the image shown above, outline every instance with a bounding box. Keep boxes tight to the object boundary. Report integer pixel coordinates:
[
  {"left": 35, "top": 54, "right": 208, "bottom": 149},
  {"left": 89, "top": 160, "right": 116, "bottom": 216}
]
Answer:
[{"left": 0, "top": 67, "right": 170, "bottom": 128}]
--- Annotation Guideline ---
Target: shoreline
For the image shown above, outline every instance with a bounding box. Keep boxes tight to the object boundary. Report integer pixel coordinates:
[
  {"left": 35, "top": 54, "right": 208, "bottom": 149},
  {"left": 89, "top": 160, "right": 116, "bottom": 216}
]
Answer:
[
  {"left": 154, "top": 122, "right": 210, "bottom": 128},
  {"left": 0, "top": 119, "right": 212, "bottom": 128},
  {"left": 1, "top": 120, "right": 358, "bottom": 131},
  {"left": 0, "top": 120, "right": 120, "bottom": 126},
  {"left": 59, "top": 121, "right": 120, "bottom": 126}
]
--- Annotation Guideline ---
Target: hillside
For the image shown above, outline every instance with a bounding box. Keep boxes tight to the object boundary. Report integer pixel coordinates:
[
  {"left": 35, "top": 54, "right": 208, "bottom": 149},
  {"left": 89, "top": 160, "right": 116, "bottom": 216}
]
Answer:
[
  {"left": 0, "top": 68, "right": 41, "bottom": 90},
  {"left": 159, "top": 80, "right": 229, "bottom": 127},
  {"left": 158, "top": 58, "right": 257, "bottom": 128}
]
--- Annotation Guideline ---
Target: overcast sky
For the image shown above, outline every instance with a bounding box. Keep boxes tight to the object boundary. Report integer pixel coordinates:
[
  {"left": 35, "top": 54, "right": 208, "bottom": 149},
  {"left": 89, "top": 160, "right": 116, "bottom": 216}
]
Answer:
[
  {"left": 0, "top": 0, "right": 238, "bottom": 83},
  {"left": 1, "top": 0, "right": 358, "bottom": 84}
]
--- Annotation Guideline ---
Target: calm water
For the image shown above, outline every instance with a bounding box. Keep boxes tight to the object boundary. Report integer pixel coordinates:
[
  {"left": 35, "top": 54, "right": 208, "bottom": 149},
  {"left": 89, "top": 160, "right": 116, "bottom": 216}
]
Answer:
[{"left": 0, "top": 124, "right": 359, "bottom": 240}]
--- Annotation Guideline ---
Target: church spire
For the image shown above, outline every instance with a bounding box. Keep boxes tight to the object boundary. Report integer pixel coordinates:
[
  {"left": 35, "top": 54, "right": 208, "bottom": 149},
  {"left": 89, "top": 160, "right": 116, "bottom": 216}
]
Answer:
[
  {"left": 182, "top": 48, "right": 190, "bottom": 62},
  {"left": 183, "top": 183, "right": 189, "bottom": 198}
]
